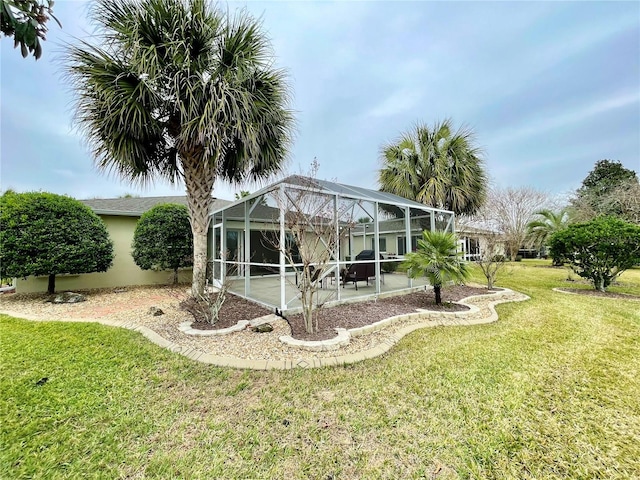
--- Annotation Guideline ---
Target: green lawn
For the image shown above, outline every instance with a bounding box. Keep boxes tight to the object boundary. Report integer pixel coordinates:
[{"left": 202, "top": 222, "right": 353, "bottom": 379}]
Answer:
[{"left": 2, "top": 261, "right": 639, "bottom": 479}]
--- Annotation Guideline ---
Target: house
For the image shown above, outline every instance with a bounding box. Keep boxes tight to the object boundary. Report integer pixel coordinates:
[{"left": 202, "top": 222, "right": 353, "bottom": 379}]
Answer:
[
  {"left": 15, "top": 195, "right": 230, "bottom": 293},
  {"left": 209, "top": 175, "right": 456, "bottom": 312},
  {"left": 456, "top": 218, "right": 506, "bottom": 261}
]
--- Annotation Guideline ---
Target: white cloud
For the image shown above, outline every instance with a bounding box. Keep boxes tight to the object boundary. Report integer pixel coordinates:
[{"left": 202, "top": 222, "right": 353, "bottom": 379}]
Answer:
[
  {"left": 366, "top": 88, "right": 423, "bottom": 118},
  {"left": 52, "top": 169, "right": 77, "bottom": 179},
  {"left": 488, "top": 90, "right": 640, "bottom": 147}
]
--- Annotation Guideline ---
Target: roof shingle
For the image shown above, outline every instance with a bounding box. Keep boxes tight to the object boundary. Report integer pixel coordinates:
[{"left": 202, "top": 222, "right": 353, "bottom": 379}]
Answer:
[{"left": 81, "top": 196, "right": 231, "bottom": 216}]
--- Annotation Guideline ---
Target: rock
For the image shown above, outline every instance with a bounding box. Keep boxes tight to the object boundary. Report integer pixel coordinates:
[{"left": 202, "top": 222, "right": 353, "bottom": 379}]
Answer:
[
  {"left": 49, "top": 292, "right": 86, "bottom": 304},
  {"left": 149, "top": 306, "right": 164, "bottom": 316},
  {"left": 252, "top": 323, "right": 273, "bottom": 333}
]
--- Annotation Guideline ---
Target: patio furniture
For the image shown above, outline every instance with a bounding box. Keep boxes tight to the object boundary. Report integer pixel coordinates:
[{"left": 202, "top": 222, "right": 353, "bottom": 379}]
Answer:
[
  {"left": 341, "top": 262, "right": 384, "bottom": 290},
  {"left": 341, "top": 250, "right": 386, "bottom": 290}
]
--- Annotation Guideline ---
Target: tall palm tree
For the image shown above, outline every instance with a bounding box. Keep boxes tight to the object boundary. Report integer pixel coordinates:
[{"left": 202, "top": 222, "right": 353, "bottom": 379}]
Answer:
[
  {"left": 403, "top": 230, "right": 470, "bottom": 305},
  {"left": 526, "top": 208, "right": 571, "bottom": 265},
  {"left": 379, "top": 119, "right": 487, "bottom": 216},
  {"left": 66, "top": 0, "right": 294, "bottom": 296}
]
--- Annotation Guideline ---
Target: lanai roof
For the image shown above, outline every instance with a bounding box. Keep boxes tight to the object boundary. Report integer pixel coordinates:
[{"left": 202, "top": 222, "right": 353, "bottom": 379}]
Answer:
[{"left": 211, "top": 175, "right": 453, "bottom": 216}]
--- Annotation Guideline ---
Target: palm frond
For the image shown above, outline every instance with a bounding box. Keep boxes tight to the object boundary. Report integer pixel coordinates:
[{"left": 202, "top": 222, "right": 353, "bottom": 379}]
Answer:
[
  {"left": 403, "top": 230, "right": 470, "bottom": 288},
  {"left": 65, "top": 0, "right": 294, "bottom": 189},
  {"left": 379, "top": 119, "right": 487, "bottom": 215}
]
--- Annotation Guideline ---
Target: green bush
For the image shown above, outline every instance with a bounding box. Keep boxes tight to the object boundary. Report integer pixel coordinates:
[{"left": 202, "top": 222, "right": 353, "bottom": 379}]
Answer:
[
  {"left": 381, "top": 261, "right": 399, "bottom": 273},
  {"left": 515, "top": 255, "right": 522, "bottom": 262},
  {"left": 132, "top": 204, "right": 193, "bottom": 284},
  {"left": 549, "top": 216, "right": 640, "bottom": 292},
  {"left": 0, "top": 191, "right": 114, "bottom": 293}
]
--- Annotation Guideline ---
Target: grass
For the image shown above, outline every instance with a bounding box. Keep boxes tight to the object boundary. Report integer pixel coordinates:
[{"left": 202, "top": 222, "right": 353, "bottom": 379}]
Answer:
[{"left": 1, "top": 260, "right": 639, "bottom": 479}]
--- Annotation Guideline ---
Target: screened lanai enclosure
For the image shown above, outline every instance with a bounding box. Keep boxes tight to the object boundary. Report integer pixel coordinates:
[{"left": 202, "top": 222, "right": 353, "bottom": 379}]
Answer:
[{"left": 210, "top": 175, "right": 455, "bottom": 313}]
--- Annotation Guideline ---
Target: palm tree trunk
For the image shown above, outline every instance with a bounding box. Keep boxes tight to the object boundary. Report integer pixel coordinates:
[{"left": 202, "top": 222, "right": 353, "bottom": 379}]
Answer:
[
  {"left": 434, "top": 285, "right": 442, "bottom": 305},
  {"left": 182, "top": 154, "right": 215, "bottom": 297}
]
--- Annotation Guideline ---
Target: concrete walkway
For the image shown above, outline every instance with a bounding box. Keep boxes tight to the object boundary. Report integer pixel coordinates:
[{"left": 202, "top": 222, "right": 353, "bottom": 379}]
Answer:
[{"left": 1, "top": 287, "right": 529, "bottom": 370}]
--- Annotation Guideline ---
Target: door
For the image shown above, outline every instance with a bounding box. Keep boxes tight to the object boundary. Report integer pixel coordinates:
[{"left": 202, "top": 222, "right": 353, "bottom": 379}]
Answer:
[
  {"left": 212, "top": 223, "right": 223, "bottom": 287},
  {"left": 226, "top": 229, "right": 244, "bottom": 277}
]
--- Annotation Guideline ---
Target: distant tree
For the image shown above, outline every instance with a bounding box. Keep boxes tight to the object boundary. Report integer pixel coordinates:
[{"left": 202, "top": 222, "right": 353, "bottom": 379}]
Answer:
[
  {"left": 1, "top": 0, "right": 60, "bottom": 59},
  {"left": 570, "top": 160, "right": 639, "bottom": 223},
  {"left": 379, "top": 119, "right": 488, "bottom": 216},
  {"left": 66, "top": 0, "right": 294, "bottom": 298},
  {"left": 549, "top": 216, "right": 640, "bottom": 292},
  {"left": 603, "top": 180, "right": 640, "bottom": 224},
  {"left": 234, "top": 189, "right": 268, "bottom": 207},
  {"left": 132, "top": 204, "right": 193, "bottom": 284},
  {"left": 403, "top": 230, "right": 470, "bottom": 305},
  {"left": 0, "top": 191, "right": 113, "bottom": 293},
  {"left": 576, "top": 159, "right": 637, "bottom": 198},
  {"left": 526, "top": 208, "right": 572, "bottom": 265},
  {"left": 488, "top": 186, "right": 549, "bottom": 261},
  {"left": 572, "top": 178, "right": 640, "bottom": 224}
]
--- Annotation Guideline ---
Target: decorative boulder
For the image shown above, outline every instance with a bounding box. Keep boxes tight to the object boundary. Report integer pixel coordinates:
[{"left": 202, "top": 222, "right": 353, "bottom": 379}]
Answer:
[
  {"left": 252, "top": 323, "right": 273, "bottom": 333},
  {"left": 148, "top": 306, "right": 164, "bottom": 316},
  {"left": 49, "top": 292, "right": 86, "bottom": 304}
]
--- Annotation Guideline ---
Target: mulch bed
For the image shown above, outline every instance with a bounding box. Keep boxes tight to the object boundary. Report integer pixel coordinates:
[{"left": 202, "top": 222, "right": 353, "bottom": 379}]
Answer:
[
  {"left": 188, "top": 285, "right": 493, "bottom": 341},
  {"left": 184, "top": 295, "right": 272, "bottom": 330},
  {"left": 285, "top": 285, "right": 492, "bottom": 341},
  {"left": 556, "top": 288, "right": 640, "bottom": 301}
]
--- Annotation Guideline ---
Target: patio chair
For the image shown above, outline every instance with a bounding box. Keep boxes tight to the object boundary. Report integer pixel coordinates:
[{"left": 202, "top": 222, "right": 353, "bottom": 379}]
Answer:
[{"left": 342, "top": 262, "right": 380, "bottom": 291}]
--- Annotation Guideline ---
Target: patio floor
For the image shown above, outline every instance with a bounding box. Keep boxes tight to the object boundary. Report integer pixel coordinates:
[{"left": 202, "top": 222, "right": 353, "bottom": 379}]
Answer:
[{"left": 228, "top": 272, "right": 431, "bottom": 313}]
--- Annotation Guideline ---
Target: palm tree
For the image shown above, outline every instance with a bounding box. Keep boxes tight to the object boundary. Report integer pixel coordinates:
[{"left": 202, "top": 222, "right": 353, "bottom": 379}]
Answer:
[
  {"left": 526, "top": 208, "right": 571, "bottom": 265},
  {"left": 403, "top": 230, "right": 470, "bottom": 305},
  {"left": 66, "top": 0, "right": 294, "bottom": 296},
  {"left": 379, "top": 119, "right": 488, "bottom": 216}
]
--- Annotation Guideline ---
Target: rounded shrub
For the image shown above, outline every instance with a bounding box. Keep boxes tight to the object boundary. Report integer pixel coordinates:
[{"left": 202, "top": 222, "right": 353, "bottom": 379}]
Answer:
[{"left": 0, "top": 191, "right": 114, "bottom": 293}]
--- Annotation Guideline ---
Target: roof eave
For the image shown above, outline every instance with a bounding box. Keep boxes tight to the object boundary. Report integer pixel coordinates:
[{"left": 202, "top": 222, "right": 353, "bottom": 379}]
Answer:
[{"left": 89, "top": 209, "right": 142, "bottom": 217}]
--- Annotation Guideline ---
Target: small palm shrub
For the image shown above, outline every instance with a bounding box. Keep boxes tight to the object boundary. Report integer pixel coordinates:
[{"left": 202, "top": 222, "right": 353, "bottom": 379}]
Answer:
[{"left": 402, "top": 230, "right": 470, "bottom": 304}]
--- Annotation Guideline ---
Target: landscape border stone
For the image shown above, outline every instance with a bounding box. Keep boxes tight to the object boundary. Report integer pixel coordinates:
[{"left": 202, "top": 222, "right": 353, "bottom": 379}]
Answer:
[
  {"left": 178, "top": 314, "right": 277, "bottom": 336},
  {"left": 0, "top": 287, "right": 530, "bottom": 370}
]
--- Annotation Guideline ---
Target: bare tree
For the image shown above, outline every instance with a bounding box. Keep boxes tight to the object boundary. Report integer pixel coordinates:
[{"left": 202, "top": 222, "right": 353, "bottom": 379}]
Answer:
[
  {"left": 487, "top": 187, "right": 549, "bottom": 260},
  {"left": 569, "top": 159, "right": 639, "bottom": 224},
  {"left": 179, "top": 280, "right": 230, "bottom": 325},
  {"left": 609, "top": 180, "right": 640, "bottom": 224},
  {"left": 265, "top": 163, "right": 354, "bottom": 334},
  {"left": 571, "top": 179, "right": 640, "bottom": 224}
]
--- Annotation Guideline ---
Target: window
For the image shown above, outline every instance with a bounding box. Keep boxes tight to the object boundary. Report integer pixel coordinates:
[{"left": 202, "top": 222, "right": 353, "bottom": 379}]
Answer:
[
  {"left": 371, "top": 237, "right": 387, "bottom": 252},
  {"left": 397, "top": 237, "right": 405, "bottom": 256},
  {"left": 397, "top": 235, "right": 420, "bottom": 255}
]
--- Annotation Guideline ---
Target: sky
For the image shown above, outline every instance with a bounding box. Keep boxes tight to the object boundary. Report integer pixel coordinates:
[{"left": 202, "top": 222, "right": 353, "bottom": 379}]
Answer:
[{"left": 1, "top": 0, "right": 639, "bottom": 202}]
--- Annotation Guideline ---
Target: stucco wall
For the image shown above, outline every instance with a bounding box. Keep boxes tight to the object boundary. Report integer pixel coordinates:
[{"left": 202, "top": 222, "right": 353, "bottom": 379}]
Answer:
[{"left": 16, "top": 215, "right": 193, "bottom": 293}]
